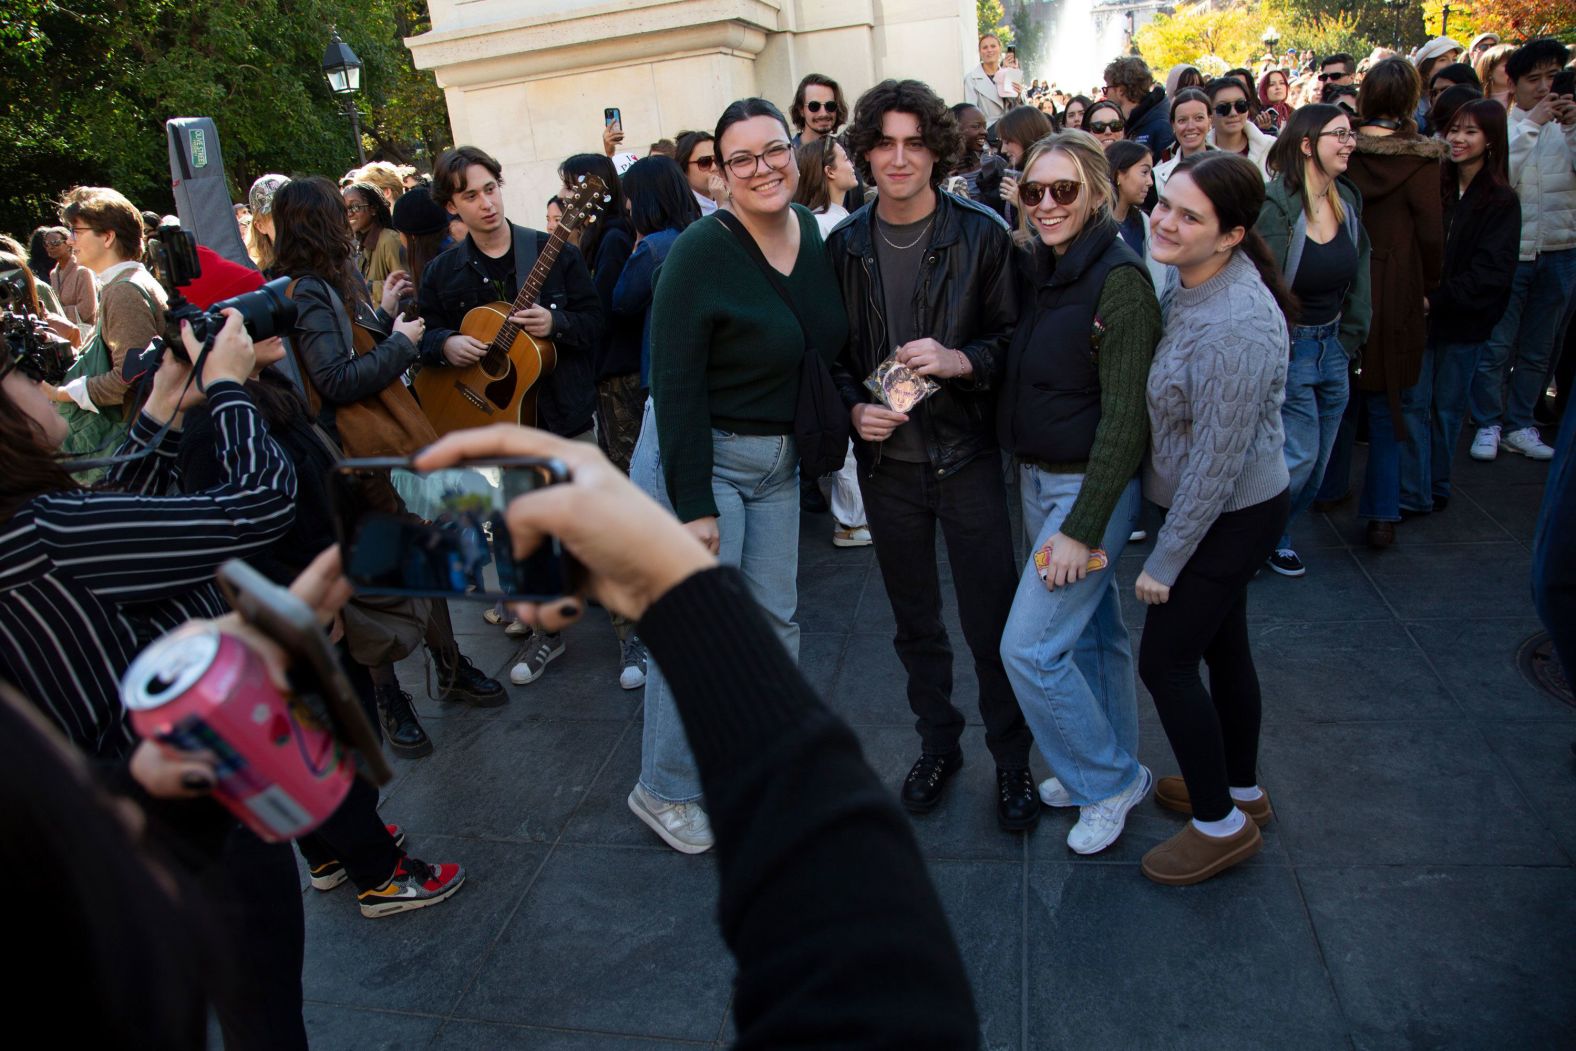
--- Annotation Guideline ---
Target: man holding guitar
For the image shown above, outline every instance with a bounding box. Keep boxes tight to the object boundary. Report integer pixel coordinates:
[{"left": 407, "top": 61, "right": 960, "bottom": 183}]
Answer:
[
  {"left": 416, "top": 145, "right": 606, "bottom": 687},
  {"left": 416, "top": 145, "right": 605, "bottom": 443}
]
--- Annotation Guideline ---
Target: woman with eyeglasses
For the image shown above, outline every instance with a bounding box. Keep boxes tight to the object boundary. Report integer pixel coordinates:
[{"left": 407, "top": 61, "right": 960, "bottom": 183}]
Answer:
[
  {"left": 1205, "top": 78, "right": 1272, "bottom": 176},
  {"left": 998, "top": 131, "right": 1163, "bottom": 856},
  {"left": 40, "top": 225, "right": 97, "bottom": 334},
  {"left": 1255, "top": 104, "right": 1373, "bottom": 578},
  {"left": 1084, "top": 99, "right": 1126, "bottom": 147},
  {"left": 342, "top": 182, "right": 404, "bottom": 305},
  {"left": 1152, "top": 89, "right": 1213, "bottom": 193},
  {"left": 628, "top": 98, "right": 849, "bottom": 854},
  {"left": 1344, "top": 57, "right": 1445, "bottom": 547}
]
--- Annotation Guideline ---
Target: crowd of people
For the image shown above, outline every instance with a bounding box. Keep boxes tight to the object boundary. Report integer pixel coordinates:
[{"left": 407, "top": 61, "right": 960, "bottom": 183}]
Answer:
[{"left": 2, "top": 25, "right": 1574, "bottom": 1047}]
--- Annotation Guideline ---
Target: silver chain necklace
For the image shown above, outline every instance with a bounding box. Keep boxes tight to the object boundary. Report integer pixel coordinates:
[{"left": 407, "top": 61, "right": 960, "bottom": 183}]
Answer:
[{"left": 878, "top": 216, "right": 935, "bottom": 251}]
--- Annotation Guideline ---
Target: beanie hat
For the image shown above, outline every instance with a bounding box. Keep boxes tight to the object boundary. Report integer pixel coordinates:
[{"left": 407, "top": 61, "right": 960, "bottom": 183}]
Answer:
[{"left": 391, "top": 186, "right": 449, "bottom": 237}]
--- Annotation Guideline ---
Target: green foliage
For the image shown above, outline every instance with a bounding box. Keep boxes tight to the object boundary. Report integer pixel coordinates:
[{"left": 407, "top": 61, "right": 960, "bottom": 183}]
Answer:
[
  {"left": 978, "top": 0, "right": 1015, "bottom": 47},
  {"left": 1005, "top": 1, "right": 1045, "bottom": 70},
  {"left": 0, "top": 0, "right": 449, "bottom": 238}
]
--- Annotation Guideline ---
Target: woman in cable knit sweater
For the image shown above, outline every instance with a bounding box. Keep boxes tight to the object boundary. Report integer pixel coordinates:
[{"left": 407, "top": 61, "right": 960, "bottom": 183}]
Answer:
[{"left": 1136, "top": 152, "right": 1293, "bottom": 886}]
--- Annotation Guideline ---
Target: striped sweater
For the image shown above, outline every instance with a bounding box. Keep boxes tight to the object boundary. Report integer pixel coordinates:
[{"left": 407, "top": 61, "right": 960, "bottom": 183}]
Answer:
[{"left": 0, "top": 382, "right": 296, "bottom": 757}]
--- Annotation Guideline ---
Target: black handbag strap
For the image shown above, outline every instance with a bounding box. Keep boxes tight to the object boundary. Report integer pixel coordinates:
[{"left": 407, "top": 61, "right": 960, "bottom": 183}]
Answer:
[{"left": 713, "top": 210, "right": 816, "bottom": 360}]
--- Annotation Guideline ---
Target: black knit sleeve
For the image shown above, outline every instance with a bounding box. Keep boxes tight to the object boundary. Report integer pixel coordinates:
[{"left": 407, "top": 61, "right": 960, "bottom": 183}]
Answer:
[{"left": 638, "top": 567, "right": 979, "bottom": 1048}]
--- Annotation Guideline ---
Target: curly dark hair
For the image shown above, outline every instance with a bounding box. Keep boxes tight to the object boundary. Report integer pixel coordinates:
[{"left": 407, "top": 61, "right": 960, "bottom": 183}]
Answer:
[
  {"left": 271, "top": 176, "right": 365, "bottom": 307},
  {"left": 844, "top": 79, "right": 963, "bottom": 190}
]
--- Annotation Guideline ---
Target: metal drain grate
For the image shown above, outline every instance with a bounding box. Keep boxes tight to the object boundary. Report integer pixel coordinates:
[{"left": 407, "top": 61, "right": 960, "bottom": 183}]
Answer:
[{"left": 1518, "top": 632, "right": 1574, "bottom": 708}]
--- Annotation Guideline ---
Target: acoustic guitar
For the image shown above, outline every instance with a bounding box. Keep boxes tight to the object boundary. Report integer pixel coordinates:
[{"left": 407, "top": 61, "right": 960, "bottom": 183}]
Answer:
[{"left": 413, "top": 175, "right": 610, "bottom": 436}]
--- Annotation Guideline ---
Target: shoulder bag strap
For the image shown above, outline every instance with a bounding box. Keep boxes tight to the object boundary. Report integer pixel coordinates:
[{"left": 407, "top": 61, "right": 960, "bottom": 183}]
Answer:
[{"left": 713, "top": 210, "right": 816, "bottom": 359}]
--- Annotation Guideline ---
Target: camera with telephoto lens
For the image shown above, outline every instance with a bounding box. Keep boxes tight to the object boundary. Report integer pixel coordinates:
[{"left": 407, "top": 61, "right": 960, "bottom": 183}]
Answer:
[
  {"left": 0, "top": 271, "right": 72, "bottom": 385},
  {"left": 123, "top": 221, "right": 298, "bottom": 386}
]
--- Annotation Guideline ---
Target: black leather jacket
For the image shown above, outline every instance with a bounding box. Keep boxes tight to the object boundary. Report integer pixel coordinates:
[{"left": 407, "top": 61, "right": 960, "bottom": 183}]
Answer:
[
  {"left": 826, "top": 191, "right": 1019, "bottom": 478},
  {"left": 289, "top": 275, "right": 417, "bottom": 410}
]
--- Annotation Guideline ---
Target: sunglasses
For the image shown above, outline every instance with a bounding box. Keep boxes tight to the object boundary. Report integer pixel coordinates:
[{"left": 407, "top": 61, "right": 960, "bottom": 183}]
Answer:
[
  {"left": 1018, "top": 179, "right": 1082, "bottom": 208},
  {"left": 688, "top": 155, "right": 716, "bottom": 171},
  {"left": 346, "top": 203, "right": 370, "bottom": 215},
  {"left": 1317, "top": 72, "right": 1347, "bottom": 83},
  {"left": 1214, "top": 99, "right": 1252, "bottom": 116},
  {"left": 1087, "top": 119, "right": 1124, "bottom": 134},
  {"left": 804, "top": 100, "right": 838, "bottom": 114},
  {"left": 44, "top": 238, "right": 67, "bottom": 248}
]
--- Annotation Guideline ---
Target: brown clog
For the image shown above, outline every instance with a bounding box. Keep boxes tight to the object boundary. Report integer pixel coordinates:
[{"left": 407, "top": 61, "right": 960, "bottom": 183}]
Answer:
[
  {"left": 1154, "top": 777, "right": 1274, "bottom": 827},
  {"left": 1142, "top": 820, "right": 1263, "bottom": 886}
]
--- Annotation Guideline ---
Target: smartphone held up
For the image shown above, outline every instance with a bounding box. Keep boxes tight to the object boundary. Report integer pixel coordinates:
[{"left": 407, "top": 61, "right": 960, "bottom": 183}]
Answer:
[{"left": 331, "top": 456, "right": 584, "bottom": 603}]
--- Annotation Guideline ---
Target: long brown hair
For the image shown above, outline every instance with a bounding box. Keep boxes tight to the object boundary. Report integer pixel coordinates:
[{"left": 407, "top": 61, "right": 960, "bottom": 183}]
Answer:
[
  {"left": 0, "top": 380, "right": 81, "bottom": 520},
  {"left": 272, "top": 176, "right": 364, "bottom": 306},
  {"left": 0, "top": 236, "right": 46, "bottom": 317},
  {"left": 1172, "top": 152, "right": 1299, "bottom": 323},
  {"left": 1442, "top": 98, "right": 1511, "bottom": 201},
  {"left": 793, "top": 137, "right": 840, "bottom": 212}
]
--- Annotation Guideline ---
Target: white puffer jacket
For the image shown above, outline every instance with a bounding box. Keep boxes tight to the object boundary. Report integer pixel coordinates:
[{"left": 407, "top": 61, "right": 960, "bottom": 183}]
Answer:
[{"left": 1508, "top": 108, "right": 1576, "bottom": 261}]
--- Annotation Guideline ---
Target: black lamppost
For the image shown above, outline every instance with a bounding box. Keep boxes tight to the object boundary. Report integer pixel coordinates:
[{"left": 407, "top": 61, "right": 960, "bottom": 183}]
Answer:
[
  {"left": 1126, "top": 10, "right": 1138, "bottom": 56},
  {"left": 1441, "top": 2, "right": 1452, "bottom": 38},
  {"left": 322, "top": 31, "right": 366, "bottom": 165}
]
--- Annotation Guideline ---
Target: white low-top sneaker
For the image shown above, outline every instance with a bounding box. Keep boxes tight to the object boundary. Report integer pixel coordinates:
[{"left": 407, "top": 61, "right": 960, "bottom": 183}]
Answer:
[
  {"left": 1501, "top": 427, "right": 1554, "bottom": 461},
  {"left": 1066, "top": 766, "right": 1152, "bottom": 855},
  {"left": 1470, "top": 426, "right": 1501, "bottom": 461},
  {"left": 1038, "top": 776, "right": 1076, "bottom": 807},
  {"left": 628, "top": 784, "right": 714, "bottom": 854}
]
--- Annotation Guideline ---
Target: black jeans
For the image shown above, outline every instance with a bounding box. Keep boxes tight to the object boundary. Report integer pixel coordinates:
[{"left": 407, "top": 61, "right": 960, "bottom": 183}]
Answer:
[
  {"left": 1139, "top": 491, "right": 1289, "bottom": 823},
  {"left": 859, "top": 453, "right": 1032, "bottom": 767},
  {"left": 297, "top": 648, "right": 401, "bottom": 890}
]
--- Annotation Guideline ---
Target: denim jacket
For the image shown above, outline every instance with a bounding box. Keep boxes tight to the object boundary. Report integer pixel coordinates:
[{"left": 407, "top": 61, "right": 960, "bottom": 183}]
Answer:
[{"left": 612, "top": 226, "right": 682, "bottom": 389}]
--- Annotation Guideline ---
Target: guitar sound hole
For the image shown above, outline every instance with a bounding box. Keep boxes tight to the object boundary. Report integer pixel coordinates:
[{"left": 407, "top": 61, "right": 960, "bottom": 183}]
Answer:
[{"left": 480, "top": 352, "right": 507, "bottom": 380}]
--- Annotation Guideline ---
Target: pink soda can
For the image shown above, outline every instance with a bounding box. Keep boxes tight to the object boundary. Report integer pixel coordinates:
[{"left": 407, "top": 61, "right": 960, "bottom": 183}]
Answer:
[{"left": 121, "top": 621, "right": 353, "bottom": 843}]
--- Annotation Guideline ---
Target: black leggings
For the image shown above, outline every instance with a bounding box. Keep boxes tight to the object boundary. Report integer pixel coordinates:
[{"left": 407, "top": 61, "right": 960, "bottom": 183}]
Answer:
[{"left": 1139, "top": 491, "right": 1289, "bottom": 822}]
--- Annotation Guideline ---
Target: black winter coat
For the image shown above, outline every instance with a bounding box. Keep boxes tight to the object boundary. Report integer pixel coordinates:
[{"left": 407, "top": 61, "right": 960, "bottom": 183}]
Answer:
[
  {"left": 1430, "top": 168, "right": 1521, "bottom": 344},
  {"left": 826, "top": 191, "right": 1018, "bottom": 479}
]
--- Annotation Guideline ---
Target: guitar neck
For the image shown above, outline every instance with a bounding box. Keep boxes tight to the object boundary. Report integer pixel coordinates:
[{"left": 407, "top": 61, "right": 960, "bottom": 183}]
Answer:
[{"left": 507, "top": 227, "right": 571, "bottom": 314}]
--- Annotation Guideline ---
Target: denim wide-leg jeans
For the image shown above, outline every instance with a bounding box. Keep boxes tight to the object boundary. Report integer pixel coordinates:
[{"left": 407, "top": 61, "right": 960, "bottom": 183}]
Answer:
[
  {"left": 999, "top": 468, "right": 1142, "bottom": 805},
  {"left": 630, "top": 399, "right": 801, "bottom": 802}
]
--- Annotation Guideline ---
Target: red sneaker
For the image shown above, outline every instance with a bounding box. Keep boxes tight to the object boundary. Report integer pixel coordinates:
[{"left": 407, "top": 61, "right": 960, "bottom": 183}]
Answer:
[{"left": 357, "top": 855, "right": 465, "bottom": 917}]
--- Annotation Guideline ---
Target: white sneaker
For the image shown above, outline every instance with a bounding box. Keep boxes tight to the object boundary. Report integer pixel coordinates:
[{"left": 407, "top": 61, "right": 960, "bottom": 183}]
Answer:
[
  {"left": 509, "top": 632, "right": 564, "bottom": 685},
  {"left": 504, "top": 618, "right": 530, "bottom": 637},
  {"left": 1066, "top": 766, "right": 1152, "bottom": 855},
  {"left": 1470, "top": 426, "right": 1501, "bottom": 461},
  {"left": 1501, "top": 427, "right": 1555, "bottom": 461},
  {"left": 619, "top": 636, "right": 648, "bottom": 691},
  {"left": 832, "top": 524, "right": 873, "bottom": 547},
  {"left": 627, "top": 784, "right": 714, "bottom": 854},
  {"left": 1038, "top": 776, "right": 1076, "bottom": 808}
]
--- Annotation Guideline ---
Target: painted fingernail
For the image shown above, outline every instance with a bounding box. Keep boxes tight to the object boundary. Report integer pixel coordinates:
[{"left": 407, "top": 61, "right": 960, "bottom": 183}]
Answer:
[
  {"left": 557, "top": 600, "right": 581, "bottom": 618},
  {"left": 181, "top": 772, "right": 213, "bottom": 791}
]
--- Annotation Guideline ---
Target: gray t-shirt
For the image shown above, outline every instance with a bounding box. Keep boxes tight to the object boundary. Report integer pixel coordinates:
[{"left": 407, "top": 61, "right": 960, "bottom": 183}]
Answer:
[{"left": 874, "top": 212, "right": 934, "bottom": 463}]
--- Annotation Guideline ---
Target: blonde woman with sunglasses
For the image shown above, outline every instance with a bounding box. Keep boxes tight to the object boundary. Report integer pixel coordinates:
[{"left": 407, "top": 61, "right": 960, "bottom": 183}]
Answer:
[{"left": 998, "top": 130, "right": 1164, "bottom": 856}]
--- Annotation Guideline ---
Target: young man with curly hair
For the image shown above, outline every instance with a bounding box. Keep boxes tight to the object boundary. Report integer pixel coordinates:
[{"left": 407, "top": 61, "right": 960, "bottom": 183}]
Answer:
[{"left": 826, "top": 79, "right": 1035, "bottom": 832}]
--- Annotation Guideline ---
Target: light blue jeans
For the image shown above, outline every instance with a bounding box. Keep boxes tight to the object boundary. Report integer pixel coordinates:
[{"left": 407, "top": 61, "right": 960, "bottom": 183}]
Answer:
[
  {"left": 1278, "top": 321, "right": 1349, "bottom": 549},
  {"left": 630, "top": 399, "right": 801, "bottom": 802},
  {"left": 1470, "top": 249, "right": 1576, "bottom": 432},
  {"left": 999, "top": 468, "right": 1142, "bottom": 806}
]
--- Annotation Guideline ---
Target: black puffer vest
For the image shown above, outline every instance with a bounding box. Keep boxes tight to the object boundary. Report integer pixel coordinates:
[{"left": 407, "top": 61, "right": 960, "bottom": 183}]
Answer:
[{"left": 999, "top": 218, "right": 1144, "bottom": 463}]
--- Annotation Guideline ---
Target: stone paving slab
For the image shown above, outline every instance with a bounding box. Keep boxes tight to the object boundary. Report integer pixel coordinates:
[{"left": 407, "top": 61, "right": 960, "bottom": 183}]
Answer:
[{"left": 294, "top": 444, "right": 1575, "bottom": 1049}]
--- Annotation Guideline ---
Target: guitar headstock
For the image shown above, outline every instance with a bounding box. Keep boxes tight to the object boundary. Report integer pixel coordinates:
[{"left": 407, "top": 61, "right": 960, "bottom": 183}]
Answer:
[{"left": 560, "top": 174, "right": 613, "bottom": 234}]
